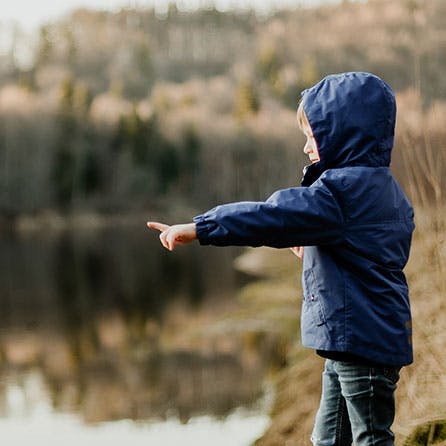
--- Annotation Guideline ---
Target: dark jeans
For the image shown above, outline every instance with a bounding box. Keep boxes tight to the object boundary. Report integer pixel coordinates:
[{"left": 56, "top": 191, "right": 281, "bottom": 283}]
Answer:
[{"left": 311, "top": 359, "right": 401, "bottom": 446}]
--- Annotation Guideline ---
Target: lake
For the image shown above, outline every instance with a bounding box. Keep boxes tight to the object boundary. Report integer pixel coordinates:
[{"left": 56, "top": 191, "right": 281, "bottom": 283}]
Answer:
[{"left": 0, "top": 220, "right": 278, "bottom": 445}]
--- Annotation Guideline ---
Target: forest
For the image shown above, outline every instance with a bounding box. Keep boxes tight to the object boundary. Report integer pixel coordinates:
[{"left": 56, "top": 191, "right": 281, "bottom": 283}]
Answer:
[{"left": 0, "top": 0, "right": 444, "bottom": 221}]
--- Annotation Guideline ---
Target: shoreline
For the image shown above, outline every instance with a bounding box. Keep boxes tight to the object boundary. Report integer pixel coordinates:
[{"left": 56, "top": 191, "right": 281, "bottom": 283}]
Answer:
[{"left": 0, "top": 207, "right": 200, "bottom": 236}]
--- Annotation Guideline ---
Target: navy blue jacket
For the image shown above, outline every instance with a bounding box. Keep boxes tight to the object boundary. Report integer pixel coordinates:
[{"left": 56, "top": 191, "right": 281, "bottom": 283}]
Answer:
[{"left": 193, "top": 72, "right": 414, "bottom": 367}]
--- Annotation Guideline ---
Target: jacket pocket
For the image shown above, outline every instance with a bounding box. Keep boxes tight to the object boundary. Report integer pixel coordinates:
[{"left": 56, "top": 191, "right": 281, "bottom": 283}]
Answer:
[{"left": 303, "top": 269, "right": 326, "bottom": 326}]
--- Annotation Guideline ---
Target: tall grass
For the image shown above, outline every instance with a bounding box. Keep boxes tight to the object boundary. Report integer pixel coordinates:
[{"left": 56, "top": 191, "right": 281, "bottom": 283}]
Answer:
[{"left": 393, "top": 92, "right": 446, "bottom": 444}]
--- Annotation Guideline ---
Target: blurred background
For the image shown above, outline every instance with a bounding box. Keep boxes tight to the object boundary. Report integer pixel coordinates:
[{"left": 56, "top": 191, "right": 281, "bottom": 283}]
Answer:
[{"left": 0, "top": 0, "right": 445, "bottom": 445}]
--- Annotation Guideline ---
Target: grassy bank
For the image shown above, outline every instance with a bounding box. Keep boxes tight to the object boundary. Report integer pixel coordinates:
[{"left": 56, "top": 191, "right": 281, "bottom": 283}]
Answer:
[{"left": 229, "top": 208, "right": 445, "bottom": 446}]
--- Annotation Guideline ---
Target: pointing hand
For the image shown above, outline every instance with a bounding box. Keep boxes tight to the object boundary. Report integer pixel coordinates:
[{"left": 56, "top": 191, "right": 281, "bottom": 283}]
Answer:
[{"left": 146, "top": 221, "right": 197, "bottom": 251}]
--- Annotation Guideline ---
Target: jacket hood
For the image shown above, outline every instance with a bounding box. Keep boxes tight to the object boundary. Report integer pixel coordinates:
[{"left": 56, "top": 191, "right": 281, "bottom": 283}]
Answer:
[{"left": 301, "top": 72, "right": 396, "bottom": 186}]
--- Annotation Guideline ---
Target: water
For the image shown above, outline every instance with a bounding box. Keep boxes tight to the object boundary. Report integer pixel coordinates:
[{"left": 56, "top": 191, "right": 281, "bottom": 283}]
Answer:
[{"left": 0, "top": 221, "right": 276, "bottom": 445}]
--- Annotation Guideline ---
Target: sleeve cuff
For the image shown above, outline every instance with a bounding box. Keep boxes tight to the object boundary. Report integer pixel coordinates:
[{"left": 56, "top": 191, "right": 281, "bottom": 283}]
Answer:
[{"left": 193, "top": 214, "right": 214, "bottom": 245}]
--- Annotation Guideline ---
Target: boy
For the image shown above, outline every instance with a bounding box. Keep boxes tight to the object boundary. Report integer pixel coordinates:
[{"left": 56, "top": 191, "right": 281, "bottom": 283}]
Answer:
[{"left": 147, "top": 72, "right": 414, "bottom": 445}]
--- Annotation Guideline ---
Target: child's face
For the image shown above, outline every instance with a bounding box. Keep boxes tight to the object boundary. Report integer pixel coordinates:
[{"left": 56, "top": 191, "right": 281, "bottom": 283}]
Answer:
[
  {"left": 298, "top": 108, "right": 320, "bottom": 164},
  {"left": 302, "top": 122, "right": 320, "bottom": 164},
  {"left": 303, "top": 127, "right": 320, "bottom": 163}
]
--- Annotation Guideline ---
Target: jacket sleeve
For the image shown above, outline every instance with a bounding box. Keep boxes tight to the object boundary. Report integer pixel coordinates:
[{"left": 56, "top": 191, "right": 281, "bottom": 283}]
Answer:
[{"left": 193, "top": 182, "right": 345, "bottom": 248}]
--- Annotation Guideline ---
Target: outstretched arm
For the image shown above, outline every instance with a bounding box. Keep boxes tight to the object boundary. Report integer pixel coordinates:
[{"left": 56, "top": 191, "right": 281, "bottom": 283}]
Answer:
[
  {"left": 147, "top": 222, "right": 197, "bottom": 251},
  {"left": 148, "top": 220, "right": 304, "bottom": 259},
  {"left": 148, "top": 180, "right": 344, "bottom": 251}
]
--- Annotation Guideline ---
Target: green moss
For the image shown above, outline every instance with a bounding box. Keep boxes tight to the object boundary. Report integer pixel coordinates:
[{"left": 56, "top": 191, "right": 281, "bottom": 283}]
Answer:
[{"left": 403, "top": 420, "right": 446, "bottom": 446}]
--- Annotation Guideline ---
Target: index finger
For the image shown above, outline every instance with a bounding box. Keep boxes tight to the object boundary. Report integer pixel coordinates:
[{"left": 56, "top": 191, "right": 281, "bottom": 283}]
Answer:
[{"left": 147, "top": 221, "right": 170, "bottom": 232}]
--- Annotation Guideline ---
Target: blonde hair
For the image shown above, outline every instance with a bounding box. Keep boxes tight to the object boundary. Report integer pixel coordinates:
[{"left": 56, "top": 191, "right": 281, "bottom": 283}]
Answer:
[{"left": 297, "top": 101, "right": 311, "bottom": 133}]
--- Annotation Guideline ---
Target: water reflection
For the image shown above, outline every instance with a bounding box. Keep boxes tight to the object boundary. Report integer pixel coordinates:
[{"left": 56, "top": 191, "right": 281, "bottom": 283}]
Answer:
[{"left": 0, "top": 223, "right": 277, "bottom": 426}]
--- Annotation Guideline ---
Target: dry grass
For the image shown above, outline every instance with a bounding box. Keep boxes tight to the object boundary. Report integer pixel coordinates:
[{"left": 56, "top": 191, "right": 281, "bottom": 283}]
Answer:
[{"left": 394, "top": 208, "right": 446, "bottom": 444}]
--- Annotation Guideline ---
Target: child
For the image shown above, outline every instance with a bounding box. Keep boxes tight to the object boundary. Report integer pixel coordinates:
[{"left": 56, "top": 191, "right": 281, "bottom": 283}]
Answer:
[{"left": 147, "top": 72, "right": 414, "bottom": 446}]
